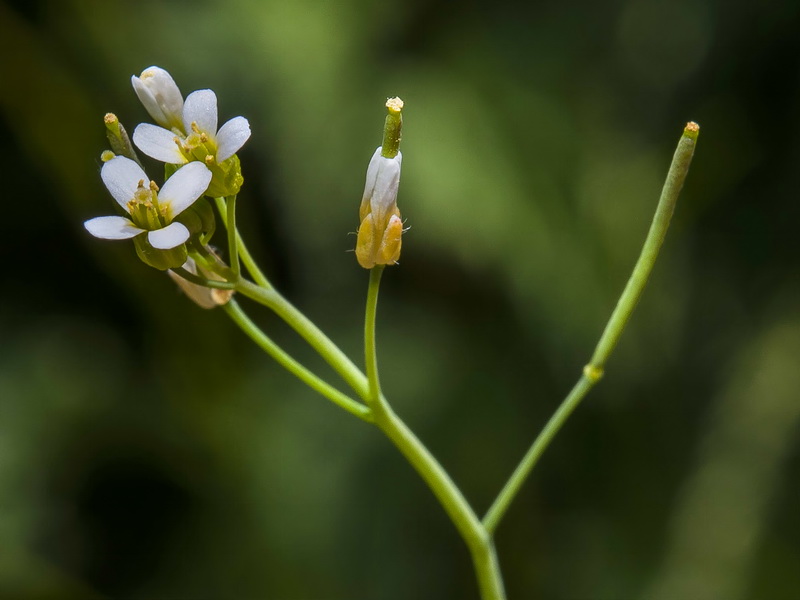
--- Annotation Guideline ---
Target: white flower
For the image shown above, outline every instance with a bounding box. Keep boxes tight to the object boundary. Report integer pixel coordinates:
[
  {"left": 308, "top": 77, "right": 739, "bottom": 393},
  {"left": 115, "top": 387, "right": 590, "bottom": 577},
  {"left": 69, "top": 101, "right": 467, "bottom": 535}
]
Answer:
[
  {"left": 84, "top": 156, "right": 212, "bottom": 250},
  {"left": 132, "top": 89, "right": 251, "bottom": 166},
  {"left": 131, "top": 66, "right": 185, "bottom": 132}
]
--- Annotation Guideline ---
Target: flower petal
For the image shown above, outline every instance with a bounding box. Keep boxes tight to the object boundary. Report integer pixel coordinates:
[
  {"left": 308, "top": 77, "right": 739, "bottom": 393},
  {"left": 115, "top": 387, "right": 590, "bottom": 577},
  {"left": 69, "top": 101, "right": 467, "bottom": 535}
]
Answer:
[
  {"left": 133, "top": 123, "right": 187, "bottom": 164},
  {"left": 370, "top": 151, "right": 402, "bottom": 219},
  {"left": 216, "top": 117, "right": 251, "bottom": 162},
  {"left": 131, "top": 66, "right": 184, "bottom": 130},
  {"left": 101, "top": 156, "right": 149, "bottom": 211},
  {"left": 148, "top": 221, "right": 190, "bottom": 249},
  {"left": 84, "top": 215, "right": 144, "bottom": 240},
  {"left": 183, "top": 89, "right": 218, "bottom": 136},
  {"left": 159, "top": 162, "right": 213, "bottom": 217},
  {"left": 361, "top": 147, "right": 383, "bottom": 202}
]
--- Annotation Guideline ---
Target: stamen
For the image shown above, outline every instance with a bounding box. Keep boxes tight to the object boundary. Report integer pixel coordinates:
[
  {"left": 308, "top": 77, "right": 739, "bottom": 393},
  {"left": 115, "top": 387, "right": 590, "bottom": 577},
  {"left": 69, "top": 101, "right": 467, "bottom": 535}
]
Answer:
[
  {"left": 149, "top": 180, "right": 160, "bottom": 192},
  {"left": 191, "top": 122, "right": 201, "bottom": 134}
]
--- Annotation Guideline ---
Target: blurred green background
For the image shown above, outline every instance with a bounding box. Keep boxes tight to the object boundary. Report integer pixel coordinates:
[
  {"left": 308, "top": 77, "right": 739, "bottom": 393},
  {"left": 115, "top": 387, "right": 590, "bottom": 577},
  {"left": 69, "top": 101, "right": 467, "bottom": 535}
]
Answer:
[{"left": 1, "top": 0, "right": 799, "bottom": 598}]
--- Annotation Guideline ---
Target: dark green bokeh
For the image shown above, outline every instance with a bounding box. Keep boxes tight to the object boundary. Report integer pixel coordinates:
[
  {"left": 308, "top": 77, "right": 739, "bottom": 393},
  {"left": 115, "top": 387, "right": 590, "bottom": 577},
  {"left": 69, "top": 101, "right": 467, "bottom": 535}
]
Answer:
[{"left": 1, "top": 0, "right": 799, "bottom": 598}]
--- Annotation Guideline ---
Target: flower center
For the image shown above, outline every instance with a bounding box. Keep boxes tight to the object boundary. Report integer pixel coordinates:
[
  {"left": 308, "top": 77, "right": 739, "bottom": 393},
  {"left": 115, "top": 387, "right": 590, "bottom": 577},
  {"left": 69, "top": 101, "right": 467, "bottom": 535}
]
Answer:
[
  {"left": 175, "top": 121, "right": 218, "bottom": 166},
  {"left": 127, "top": 180, "right": 169, "bottom": 230}
]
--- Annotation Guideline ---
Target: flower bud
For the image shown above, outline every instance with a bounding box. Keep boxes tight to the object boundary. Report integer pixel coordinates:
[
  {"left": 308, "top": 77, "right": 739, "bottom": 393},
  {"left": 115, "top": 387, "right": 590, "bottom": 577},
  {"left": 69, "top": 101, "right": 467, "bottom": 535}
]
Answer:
[
  {"left": 205, "top": 153, "right": 244, "bottom": 198},
  {"left": 131, "top": 66, "right": 184, "bottom": 131},
  {"left": 168, "top": 256, "right": 233, "bottom": 309},
  {"left": 104, "top": 113, "right": 141, "bottom": 164},
  {"left": 355, "top": 147, "right": 403, "bottom": 269}
]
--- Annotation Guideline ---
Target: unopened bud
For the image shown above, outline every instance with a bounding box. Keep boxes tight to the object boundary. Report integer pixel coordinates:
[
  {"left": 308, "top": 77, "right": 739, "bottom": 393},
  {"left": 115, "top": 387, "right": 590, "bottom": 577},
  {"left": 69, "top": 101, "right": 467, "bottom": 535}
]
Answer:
[
  {"left": 104, "top": 113, "right": 141, "bottom": 165},
  {"left": 355, "top": 147, "right": 403, "bottom": 269},
  {"left": 131, "top": 66, "right": 185, "bottom": 131},
  {"left": 168, "top": 256, "right": 234, "bottom": 309}
]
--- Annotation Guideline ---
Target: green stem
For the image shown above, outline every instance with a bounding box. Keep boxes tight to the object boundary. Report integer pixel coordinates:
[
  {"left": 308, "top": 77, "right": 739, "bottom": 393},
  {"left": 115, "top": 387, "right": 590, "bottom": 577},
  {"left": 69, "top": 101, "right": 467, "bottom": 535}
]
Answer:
[
  {"left": 172, "top": 267, "right": 236, "bottom": 290},
  {"left": 226, "top": 194, "right": 240, "bottom": 279},
  {"left": 235, "top": 279, "right": 371, "bottom": 400},
  {"left": 215, "top": 196, "right": 272, "bottom": 289},
  {"left": 483, "top": 123, "right": 700, "bottom": 534},
  {"left": 484, "top": 374, "right": 596, "bottom": 534},
  {"left": 223, "top": 299, "right": 372, "bottom": 422},
  {"left": 364, "top": 266, "right": 384, "bottom": 404},
  {"left": 589, "top": 123, "right": 698, "bottom": 368},
  {"left": 373, "top": 404, "right": 506, "bottom": 600},
  {"left": 363, "top": 267, "right": 505, "bottom": 599}
]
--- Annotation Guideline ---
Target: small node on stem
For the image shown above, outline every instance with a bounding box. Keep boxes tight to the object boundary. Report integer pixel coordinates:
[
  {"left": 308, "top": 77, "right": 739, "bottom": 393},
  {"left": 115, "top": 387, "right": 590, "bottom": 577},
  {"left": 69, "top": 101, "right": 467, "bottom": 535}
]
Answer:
[{"left": 583, "top": 364, "right": 604, "bottom": 382}]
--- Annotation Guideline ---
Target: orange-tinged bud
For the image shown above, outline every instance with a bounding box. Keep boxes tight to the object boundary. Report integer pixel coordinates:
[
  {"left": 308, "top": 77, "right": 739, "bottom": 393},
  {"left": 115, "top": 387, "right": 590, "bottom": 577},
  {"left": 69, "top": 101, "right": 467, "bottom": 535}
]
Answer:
[{"left": 356, "top": 147, "right": 403, "bottom": 269}]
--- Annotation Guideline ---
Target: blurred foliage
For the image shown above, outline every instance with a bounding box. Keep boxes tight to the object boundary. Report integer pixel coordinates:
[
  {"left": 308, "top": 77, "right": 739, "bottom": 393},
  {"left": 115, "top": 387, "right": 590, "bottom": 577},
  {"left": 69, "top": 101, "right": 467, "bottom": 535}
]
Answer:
[{"left": 1, "top": 0, "right": 799, "bottom": 598}]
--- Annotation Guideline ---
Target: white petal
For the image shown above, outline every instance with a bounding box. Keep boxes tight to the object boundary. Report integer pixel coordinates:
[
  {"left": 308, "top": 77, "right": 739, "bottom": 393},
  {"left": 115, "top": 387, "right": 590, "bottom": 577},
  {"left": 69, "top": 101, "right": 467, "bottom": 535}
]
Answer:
[
  {"left": 101, "top": 156, "right": 149, "bottom": 211},
  {"left": 84, "top": 215, "right": 144, "bottom": 240},
  {"left": 159, "top": 162, "right": 213, "bottom": 217},
  {"left": 370, "top": 151, "right": 402, "bottom": 218},
  {"left": 183, "top": 89, "right": 218, "bottom": 136},
  {"left": 216, "top": 117, "right": 251, "bottom": 162},
  {"left": 133, "top": 123, "right": 187, "bottom": 164},
  {"left": 147, "top": 221, "right": 190, "bottom": 249},
  {"left": 362, "top": 147, "right": 383, "bottom": 203}
]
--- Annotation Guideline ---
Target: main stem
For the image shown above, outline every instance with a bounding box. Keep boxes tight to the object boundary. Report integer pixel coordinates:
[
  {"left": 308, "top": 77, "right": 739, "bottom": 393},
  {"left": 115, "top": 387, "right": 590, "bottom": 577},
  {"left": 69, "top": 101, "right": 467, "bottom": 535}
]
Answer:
[
  {"left": 364, "top": 266, "right": 506, "bottom": 600},
  {"left": 483, "top": 123, "right": 700, "bottom": 534}
]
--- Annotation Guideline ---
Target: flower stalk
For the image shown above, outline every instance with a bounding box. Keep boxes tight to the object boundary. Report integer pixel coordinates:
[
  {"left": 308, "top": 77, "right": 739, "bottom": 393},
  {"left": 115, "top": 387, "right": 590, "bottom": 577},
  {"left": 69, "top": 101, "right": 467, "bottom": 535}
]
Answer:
[
  {"left": 84, "top": 65, "right": 701, "bottom": 600},
  {"left": 483, "top": 122, "right": 700, "bottom": 534}
]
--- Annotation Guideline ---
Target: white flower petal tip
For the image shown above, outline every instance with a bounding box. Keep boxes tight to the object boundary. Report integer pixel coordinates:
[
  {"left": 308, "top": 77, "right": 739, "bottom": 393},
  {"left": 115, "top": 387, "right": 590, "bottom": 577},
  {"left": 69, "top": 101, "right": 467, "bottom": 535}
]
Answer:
[
  {"left": 84, "top": 215, "right": 143, "bottom": 240},
  {"left": 216, "top": 117, "right": 251, "bottom": 162},
  {"left": 133, "top": 123, "right": 187, "bottom": 164},
  {"left": 131, "top": 66, "right": 184, "bottom": 130},
  {"left": 159, "top": 162, "right": 213, "bottom": 216},
  {"left": 183, "top": 89, "right": 218, "bottom": 135},
  {"left": 101, "top": 156, "right": 149, "bottom": 211},
  {"left": 147, "top": 222, "right": 190, "bottom": 250}
]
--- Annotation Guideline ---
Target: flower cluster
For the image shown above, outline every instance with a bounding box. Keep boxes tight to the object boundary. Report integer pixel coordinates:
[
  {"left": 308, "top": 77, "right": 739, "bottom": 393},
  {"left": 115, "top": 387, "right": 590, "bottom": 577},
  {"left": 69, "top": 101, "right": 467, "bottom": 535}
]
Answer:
[{"left": 84, "top": 66, "right": 251, "bottom": 281}]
